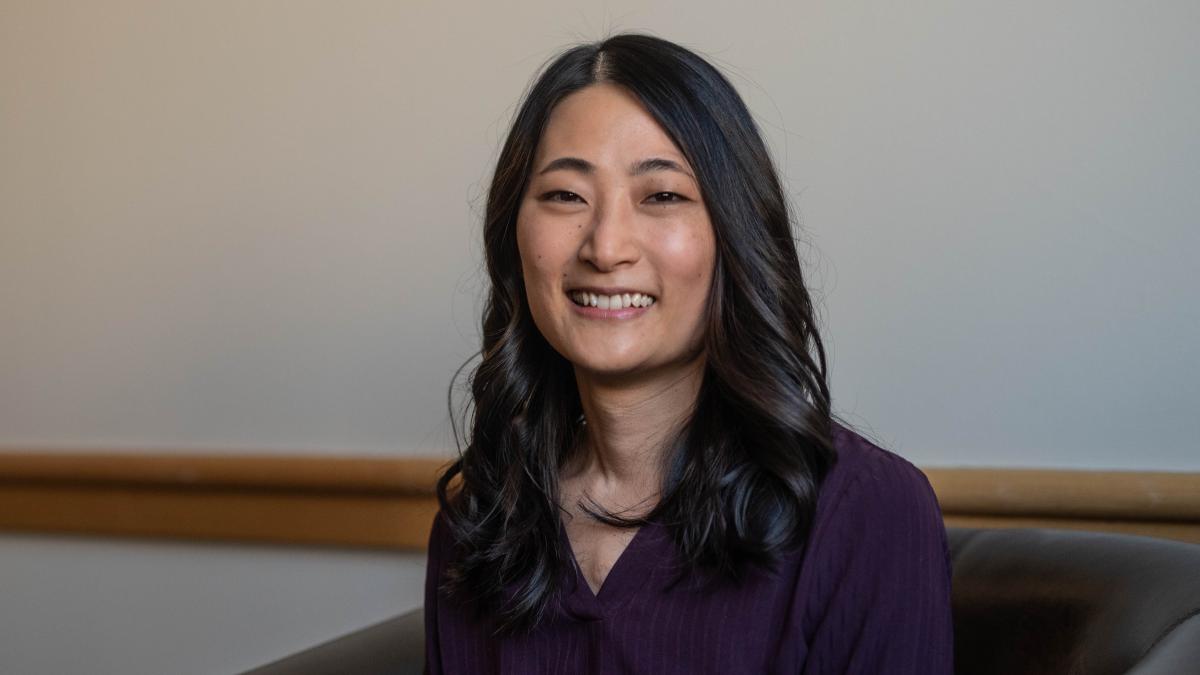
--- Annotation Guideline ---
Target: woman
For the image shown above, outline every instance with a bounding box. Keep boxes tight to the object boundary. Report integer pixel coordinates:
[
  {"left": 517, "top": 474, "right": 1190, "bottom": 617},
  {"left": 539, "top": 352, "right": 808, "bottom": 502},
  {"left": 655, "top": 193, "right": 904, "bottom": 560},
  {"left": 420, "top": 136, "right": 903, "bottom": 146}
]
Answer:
[{"left": 425, "top": 33, "right": 952, "bottom": 674}]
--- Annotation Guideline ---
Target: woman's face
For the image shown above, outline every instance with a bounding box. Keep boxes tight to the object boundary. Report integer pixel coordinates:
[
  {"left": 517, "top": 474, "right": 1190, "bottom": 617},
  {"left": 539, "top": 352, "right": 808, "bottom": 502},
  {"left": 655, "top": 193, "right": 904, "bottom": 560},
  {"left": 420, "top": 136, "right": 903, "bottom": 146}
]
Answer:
[{"left": 516, "top": 83, "right": 716, "bottom": 381}]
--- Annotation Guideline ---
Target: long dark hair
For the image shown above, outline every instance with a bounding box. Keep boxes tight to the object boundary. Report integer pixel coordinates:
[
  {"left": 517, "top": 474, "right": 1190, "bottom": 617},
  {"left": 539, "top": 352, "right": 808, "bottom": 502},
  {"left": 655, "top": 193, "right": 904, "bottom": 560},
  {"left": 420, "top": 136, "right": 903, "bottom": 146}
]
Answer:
[{"left": 437, "top": 32, "right": 839, "bottom": 636}]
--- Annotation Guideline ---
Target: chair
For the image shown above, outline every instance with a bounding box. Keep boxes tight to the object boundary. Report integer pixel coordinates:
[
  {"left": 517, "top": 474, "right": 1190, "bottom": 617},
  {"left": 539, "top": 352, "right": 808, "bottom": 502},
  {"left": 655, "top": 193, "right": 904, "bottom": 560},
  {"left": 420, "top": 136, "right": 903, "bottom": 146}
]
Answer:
[{"left": 243, "top": 527, "right": 1200, "bottom": 674}]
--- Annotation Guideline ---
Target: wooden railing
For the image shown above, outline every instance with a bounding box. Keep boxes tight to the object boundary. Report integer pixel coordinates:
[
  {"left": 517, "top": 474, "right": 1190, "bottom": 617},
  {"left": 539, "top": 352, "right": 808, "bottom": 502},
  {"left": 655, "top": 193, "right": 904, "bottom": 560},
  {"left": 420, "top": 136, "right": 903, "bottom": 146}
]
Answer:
[{"left": 1, "top": 452, "right": 1197, "bottom": 548}]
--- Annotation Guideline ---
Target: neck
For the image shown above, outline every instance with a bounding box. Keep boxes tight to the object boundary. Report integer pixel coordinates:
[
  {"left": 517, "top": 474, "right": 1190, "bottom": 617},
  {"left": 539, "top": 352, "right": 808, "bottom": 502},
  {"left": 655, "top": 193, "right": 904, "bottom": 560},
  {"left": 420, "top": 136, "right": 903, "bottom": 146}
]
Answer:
[{"left": 565, "top": 355, "right": 706, "bottom": 503}]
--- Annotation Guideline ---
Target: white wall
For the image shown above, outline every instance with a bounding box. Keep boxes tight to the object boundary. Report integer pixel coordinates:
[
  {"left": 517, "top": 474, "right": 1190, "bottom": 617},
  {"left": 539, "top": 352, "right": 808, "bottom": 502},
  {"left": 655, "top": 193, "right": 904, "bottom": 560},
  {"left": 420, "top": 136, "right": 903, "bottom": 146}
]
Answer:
[
  {"left": 0, "top": 533, "right": 425, "bottom": 675},
  {"left": 1, "top": 2, "right": 1197, "bottom": 673},
  {"left": 2, "top": 1, "right": 1196, "bottom": 470}
]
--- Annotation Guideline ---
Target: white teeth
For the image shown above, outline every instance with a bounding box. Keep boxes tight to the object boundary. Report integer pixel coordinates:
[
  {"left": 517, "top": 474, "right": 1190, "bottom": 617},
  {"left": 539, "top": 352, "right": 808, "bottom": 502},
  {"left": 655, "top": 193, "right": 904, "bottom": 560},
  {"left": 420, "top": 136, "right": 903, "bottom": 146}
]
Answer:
[{"left": 569, "top": 290, "right": 655, "bottom": 309}]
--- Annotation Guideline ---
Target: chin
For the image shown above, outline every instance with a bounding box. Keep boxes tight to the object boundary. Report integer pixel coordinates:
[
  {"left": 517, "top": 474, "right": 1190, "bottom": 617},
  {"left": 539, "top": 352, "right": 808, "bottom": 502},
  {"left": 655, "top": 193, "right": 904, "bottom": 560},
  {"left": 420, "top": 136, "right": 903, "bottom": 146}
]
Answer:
[{"left": 571, "top": 354, "right": 649, "bottom": 376}]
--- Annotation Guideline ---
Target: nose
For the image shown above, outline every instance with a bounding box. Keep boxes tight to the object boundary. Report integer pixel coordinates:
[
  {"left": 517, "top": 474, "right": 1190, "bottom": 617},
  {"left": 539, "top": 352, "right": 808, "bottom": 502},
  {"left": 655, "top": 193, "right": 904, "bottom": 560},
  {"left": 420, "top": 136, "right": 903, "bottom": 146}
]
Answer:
[{"left": 578, "top": 193, "right": 640, "bottom": 271}]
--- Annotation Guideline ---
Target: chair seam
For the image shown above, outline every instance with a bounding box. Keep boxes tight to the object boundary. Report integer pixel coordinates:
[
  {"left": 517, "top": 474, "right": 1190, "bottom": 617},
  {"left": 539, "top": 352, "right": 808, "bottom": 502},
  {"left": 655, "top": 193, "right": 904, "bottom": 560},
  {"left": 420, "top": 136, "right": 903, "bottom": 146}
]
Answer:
[{"left": 1131, "top": 607, "right": 1200, "bottom": 666}]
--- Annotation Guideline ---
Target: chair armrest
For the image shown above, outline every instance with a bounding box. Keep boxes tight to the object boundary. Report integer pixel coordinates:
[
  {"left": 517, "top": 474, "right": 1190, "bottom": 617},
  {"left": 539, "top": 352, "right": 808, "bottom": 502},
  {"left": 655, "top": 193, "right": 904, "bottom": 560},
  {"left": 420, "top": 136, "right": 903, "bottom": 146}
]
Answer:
[
  {"left": 1127, "top": 612, "right": 1200, "bottom": 674},
  {"left": 240, "top": 607, "right": 425, "bottom": 675}
]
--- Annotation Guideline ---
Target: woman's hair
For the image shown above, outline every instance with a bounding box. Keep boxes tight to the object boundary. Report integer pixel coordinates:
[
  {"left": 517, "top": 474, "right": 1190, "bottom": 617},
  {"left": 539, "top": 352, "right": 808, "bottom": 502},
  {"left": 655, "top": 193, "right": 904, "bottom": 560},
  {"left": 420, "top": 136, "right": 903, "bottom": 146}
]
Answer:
[{"left": 437, "top": 32, "right": 838, "bottom": 636}]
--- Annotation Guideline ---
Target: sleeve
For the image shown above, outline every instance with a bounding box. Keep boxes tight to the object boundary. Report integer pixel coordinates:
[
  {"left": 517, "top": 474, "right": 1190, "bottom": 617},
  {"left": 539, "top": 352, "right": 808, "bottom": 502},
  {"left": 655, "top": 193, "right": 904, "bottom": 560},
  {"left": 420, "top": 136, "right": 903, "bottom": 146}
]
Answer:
[
  {"left": 799, "top": 457, "right": 955, "bottom": 675},
  {"left": 423, "top": 510, "right": 446, "bottom": 675}
]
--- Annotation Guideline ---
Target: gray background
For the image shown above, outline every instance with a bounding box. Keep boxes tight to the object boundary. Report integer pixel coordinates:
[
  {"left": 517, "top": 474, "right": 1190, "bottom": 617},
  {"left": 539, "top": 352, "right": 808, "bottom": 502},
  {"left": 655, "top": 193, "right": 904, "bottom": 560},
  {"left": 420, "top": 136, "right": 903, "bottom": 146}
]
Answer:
[{"left": 1, "top": 1, "right": 1196, "bottom": 673}]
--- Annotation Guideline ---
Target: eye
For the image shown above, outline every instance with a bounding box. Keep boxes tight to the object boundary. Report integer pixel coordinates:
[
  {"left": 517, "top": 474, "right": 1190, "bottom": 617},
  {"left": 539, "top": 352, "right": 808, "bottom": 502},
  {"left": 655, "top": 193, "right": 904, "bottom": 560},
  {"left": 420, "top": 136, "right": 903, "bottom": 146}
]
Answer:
[
  {"left": 540, "top": 190, "right": 585, "bottom": 204},
  {"left": 646, "top": 191, "right": 687, "bottom": 204}
]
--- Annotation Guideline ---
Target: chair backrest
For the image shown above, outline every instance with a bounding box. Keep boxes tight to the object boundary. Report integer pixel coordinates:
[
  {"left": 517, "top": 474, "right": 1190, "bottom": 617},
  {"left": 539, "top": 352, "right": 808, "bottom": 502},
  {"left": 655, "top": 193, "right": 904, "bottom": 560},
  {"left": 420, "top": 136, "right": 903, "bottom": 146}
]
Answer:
[{"left": 948, "top": 527, "right": 1200, "bottom": 675}]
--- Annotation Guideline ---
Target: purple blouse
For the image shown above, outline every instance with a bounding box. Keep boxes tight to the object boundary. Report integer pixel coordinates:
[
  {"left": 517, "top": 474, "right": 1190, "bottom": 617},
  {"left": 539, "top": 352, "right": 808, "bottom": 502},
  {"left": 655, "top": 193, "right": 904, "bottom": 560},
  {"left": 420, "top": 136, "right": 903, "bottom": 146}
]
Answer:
[{"left": 424, "top": 422, "right": 954, "bottom": 674}]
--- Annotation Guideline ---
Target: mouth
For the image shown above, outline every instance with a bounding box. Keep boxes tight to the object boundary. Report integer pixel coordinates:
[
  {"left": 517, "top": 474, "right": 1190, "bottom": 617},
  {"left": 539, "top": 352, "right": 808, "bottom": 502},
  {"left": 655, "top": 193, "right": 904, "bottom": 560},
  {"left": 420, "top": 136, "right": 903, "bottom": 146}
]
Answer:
[{"left": 567, "top": 289, "right": 657, "bottom": 310}]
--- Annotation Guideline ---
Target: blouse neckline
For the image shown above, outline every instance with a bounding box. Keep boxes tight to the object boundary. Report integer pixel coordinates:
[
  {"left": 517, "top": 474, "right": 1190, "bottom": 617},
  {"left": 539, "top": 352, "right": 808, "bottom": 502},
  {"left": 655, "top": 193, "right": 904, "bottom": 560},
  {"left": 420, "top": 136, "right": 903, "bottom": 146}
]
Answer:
[{"left": 557, "top": 516, "right": 667, "bottom": 621}]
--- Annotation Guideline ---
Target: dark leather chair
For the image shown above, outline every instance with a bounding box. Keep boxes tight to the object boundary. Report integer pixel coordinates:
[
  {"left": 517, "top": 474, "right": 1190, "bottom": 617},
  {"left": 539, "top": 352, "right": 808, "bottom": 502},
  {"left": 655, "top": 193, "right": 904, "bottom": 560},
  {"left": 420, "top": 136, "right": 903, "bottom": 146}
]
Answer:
[{"left": 243, "top": 527, "right": 1200, "bottom": 674}]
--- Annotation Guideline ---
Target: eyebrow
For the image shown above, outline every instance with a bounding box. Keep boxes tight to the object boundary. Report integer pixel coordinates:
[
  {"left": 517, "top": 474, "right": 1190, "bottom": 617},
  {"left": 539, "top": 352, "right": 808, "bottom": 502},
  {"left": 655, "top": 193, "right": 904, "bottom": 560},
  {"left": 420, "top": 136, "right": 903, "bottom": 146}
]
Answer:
[{"left": 536, "top": 156, "right": 695, "bottom": 180}]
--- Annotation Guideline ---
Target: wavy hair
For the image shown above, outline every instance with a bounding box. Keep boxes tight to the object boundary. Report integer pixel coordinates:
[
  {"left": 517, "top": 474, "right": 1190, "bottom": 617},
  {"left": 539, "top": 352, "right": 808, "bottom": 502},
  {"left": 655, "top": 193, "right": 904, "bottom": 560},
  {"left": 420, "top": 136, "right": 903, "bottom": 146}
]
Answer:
[{"left": 437, "top": 32, "right": 839, "bottom": 636}]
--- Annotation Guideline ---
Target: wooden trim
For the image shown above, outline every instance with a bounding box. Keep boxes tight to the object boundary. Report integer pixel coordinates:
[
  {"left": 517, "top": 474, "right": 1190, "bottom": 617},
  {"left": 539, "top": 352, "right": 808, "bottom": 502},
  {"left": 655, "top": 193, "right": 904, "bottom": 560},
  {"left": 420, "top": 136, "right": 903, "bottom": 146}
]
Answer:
[
  {"left": 926, "top": 467, "right": 1200, "bottom": 545},
  {"left": 923, "top": 468, "right": 1200, "bottom": 521},
  {"left": 0, "top": 452, "right": 448, "bottom": 493},
  {"left": 1, "top": 452, "right": 1197, "bottom": 548},
  {"left": 942, "top": 515, "right": 1200, "bottom": 545},
  {"left": 0, "top": 452, "right": 450, "bottom": 550},
  {"left": 0, "top": 485, "right": 439, "bottom": 549}
]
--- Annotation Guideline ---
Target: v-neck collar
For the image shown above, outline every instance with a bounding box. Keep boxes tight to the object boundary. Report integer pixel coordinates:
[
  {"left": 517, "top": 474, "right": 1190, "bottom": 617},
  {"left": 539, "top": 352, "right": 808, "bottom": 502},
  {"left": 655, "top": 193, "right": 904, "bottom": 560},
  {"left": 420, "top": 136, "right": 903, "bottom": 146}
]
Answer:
[{"left": 557, "top": 516, "right": 667, "bottom": 622}]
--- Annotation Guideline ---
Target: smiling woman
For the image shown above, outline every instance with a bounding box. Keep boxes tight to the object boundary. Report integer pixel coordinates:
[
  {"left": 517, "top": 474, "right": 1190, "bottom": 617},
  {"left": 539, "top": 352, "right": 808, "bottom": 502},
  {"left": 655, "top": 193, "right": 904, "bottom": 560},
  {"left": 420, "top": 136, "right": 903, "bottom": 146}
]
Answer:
[{"left": 426, "top": 33, "right": 952, "bottom": 674}]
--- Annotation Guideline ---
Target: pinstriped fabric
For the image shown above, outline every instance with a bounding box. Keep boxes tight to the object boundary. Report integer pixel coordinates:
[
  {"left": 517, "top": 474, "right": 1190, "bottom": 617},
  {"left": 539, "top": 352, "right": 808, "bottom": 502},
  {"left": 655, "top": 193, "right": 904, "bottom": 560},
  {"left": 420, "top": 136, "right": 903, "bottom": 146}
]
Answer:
[{"left": 424, "top": 423, "right": 954, "bottom": 674}]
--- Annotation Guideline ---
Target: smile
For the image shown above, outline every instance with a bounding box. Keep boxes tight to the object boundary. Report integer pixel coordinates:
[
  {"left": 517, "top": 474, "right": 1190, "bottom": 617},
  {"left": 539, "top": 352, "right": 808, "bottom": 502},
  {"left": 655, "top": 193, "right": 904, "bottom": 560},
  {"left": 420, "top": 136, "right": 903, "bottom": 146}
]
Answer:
[{"left": 568, "top": 290, "right": 656, "bottom": 309}]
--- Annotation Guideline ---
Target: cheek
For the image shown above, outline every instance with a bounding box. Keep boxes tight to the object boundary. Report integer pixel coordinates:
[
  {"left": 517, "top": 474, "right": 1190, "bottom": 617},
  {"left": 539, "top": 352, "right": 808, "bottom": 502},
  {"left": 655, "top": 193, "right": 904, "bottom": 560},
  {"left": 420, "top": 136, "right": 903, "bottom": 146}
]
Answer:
[
  {"left": 682, "top": 231, "right": 716, "bottom": 344},
  {"left": 661, "top": 227, "right": 716, "bottom": 289},
  {"left": 662, "top": 227, "right": 715, "bottom": 345},
  {"left": 516, "top": 216, "right": 567, "bottom": 299}
]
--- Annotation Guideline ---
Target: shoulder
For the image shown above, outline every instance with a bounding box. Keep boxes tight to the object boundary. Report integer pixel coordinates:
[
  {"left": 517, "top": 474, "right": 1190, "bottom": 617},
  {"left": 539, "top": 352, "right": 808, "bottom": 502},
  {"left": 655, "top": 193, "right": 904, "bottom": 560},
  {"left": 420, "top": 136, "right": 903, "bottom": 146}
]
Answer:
[
  {"left": 787, "top": 420, "right": 952, "bottom": 625},
  {"left": 789, "top": 422, "right": 955, "bottom": 672},
  {"left": 810, "top": 420, "right": 946, "bottom": 545}
]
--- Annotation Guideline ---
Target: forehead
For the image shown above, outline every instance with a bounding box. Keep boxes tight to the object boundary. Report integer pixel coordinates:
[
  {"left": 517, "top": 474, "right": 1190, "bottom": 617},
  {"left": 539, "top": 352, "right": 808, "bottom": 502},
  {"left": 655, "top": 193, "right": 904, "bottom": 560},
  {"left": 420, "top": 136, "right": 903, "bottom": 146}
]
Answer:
[{"left": 535, "top": 83, "right": 690, "bottom": 167}]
